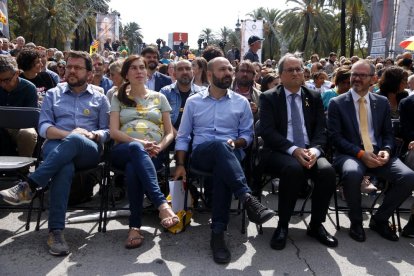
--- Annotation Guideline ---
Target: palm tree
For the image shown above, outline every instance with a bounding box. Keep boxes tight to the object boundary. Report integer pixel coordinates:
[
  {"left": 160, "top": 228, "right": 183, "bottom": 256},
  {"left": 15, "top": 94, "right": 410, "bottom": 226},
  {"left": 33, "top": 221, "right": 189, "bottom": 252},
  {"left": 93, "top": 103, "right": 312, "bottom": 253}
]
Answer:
[
  {"left": 199, "top": 28, "right": 215, "bottom": 44},
  {"left": 30, "top": 0, "right": 74, "bottom": 48},
  {"left": 346, "top": 0, "right": 369, "bottom": 57},
  {"left": 282, "top": 0, "right": 336, "bottom": 57},
  {"left": 123, "top": 22, "right": 143, "bottom": 54}
]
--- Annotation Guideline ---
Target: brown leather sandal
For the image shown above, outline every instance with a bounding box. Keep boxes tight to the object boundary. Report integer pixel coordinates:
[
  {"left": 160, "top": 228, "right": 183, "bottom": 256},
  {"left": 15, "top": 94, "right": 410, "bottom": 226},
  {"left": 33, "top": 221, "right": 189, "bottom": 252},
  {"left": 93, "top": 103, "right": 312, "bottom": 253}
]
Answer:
[
  {"left": 159, "top": 205, "right": 180, "bottom": 229},
  {"left": 125, "top": 227, "right": 144, "bottom": 249}
]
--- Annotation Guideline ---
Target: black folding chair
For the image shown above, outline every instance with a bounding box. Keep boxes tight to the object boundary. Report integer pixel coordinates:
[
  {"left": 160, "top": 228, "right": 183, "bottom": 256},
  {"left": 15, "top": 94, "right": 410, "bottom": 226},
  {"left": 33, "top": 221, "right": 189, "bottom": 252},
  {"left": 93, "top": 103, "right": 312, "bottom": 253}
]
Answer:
[{"left": 0, "top": 106, "right": 42, "bottom": 230}]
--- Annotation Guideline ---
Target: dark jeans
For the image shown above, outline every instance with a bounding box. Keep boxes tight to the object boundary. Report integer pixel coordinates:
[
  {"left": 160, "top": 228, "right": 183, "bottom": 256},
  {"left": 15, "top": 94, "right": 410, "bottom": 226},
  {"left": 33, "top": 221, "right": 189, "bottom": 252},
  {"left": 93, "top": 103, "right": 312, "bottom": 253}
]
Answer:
[
  {"left": 29, "top": 133, "right": 101, "bottom": 230},
  {"left": 191, "top": 140, "right": 251, "bottom": 233},
  {"left": 111, "top": 141, "right": 167, "bottom": 228}
]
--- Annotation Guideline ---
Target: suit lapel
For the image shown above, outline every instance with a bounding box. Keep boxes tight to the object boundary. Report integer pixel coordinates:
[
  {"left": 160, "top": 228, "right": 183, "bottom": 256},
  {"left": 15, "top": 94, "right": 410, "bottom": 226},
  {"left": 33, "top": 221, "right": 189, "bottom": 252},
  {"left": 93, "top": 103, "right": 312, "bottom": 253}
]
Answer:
[
  {"left": 369, "top": 93, "right": 378, "bottom": 136},
  {"left": 275, "top": 87, "right": 288, "bottom": 137},
  {"left": 301, "top": 88, "right": 311, "bottom": 135},
  {"left": 345, "top": 91, "right": 360, "bottom": 135}
]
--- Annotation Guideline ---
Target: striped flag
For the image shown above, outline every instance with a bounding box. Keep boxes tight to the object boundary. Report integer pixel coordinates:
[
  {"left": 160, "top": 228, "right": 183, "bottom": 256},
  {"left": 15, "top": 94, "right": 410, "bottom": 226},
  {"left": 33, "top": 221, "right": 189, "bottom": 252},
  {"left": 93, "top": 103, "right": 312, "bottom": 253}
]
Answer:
[{"left": 89, "top": 39, "right": 99, "bottom": 54}]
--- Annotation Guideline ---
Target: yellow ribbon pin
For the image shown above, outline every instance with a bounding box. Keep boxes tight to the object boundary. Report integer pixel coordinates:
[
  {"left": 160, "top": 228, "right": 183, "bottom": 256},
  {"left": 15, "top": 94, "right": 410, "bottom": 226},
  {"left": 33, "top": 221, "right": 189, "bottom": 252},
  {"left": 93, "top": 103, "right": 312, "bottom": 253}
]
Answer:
[{"left": 83, "top": 109, "right": 90, "bottom": 115}]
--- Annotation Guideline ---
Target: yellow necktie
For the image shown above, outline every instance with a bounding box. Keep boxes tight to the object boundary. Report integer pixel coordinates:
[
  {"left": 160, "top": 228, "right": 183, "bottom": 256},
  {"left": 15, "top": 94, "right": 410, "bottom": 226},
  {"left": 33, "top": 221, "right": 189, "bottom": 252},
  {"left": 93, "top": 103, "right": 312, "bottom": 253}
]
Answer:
[{"left": 358, "top": 97, "right": 373, "bottom": 152}]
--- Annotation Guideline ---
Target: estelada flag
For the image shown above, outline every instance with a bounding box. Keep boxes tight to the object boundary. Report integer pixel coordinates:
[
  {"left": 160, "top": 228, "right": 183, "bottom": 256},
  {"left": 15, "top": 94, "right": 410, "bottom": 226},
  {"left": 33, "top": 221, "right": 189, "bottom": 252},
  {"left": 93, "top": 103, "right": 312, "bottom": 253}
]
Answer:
[
  {"left": 89, "top": 40, "right": 99, "bottom": 55},
  {"left": 0, "top": 10, "right": 7, "bottom": 25}
]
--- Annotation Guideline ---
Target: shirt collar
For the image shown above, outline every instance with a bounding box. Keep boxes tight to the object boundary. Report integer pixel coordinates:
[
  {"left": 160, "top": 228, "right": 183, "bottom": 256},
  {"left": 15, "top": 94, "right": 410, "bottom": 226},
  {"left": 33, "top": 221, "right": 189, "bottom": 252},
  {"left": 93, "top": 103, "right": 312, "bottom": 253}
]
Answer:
[
  {"left": 63, "top": 83, "right": 94, "bottom": 95},
  {"left": 284, "top": 87, "right": 302, "bottom": 98},
  {"left": 200, "top": 87, "right": 233, "bottom": 99},
  {"left": 350, "top": 88, "right": 369, "bottom": 103}
]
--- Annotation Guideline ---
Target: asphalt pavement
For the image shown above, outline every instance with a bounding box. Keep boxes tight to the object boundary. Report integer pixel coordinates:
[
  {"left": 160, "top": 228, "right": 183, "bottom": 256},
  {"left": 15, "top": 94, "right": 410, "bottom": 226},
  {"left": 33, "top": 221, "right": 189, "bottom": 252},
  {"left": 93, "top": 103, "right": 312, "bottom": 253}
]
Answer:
[{"left": 1, "top": 186, "right": 414, "bottom": 276}]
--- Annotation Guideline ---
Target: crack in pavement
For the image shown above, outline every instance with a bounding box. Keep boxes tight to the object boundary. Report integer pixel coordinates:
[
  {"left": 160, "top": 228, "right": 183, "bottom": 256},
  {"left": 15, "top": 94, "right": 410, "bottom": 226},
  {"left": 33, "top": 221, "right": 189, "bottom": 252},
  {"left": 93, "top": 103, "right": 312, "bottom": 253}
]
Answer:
[{"left": 288, "top": 237, "right": 316, "bottom": 275}]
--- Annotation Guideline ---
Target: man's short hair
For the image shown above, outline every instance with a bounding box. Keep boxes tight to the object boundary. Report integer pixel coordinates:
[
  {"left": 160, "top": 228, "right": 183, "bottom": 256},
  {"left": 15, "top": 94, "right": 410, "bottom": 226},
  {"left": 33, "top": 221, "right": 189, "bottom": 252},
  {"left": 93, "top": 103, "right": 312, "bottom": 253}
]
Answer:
[
  {"left": 278, "top": 53, "right": 303, "bottom": 74},
  {"left": 66, "top": 51, "right": 93, "bottom": 72},
  {"left": 141, "top": 46, "right": 160, "bottom": 59},
  {"left": 16, "top": 48, "right": 40, "bottom": 71},
  {"left": 0, "top": 54, "right": 19, "bottom": 73}
]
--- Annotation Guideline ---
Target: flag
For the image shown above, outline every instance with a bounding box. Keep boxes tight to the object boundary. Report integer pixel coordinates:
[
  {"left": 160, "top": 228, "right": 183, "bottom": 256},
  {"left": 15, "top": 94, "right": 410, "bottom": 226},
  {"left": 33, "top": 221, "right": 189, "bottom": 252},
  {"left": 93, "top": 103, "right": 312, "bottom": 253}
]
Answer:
[
  {"left": 89, "top": 39, "right": 99, "bottom": 55},
  {"left": 0, "top": 9, "right": 6, "bottom": 25}
]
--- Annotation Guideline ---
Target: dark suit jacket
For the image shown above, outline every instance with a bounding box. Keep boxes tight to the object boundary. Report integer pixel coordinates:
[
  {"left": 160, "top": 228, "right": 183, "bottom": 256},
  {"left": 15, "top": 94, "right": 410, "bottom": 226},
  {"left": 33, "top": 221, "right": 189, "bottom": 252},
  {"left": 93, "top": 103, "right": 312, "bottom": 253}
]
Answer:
[
  {"left": 153, "top": 71, "right": 172, "bottom": 92},
  {"left": 259, "top": 85, "right": 327, "bottom": 154},
  {"left": 398, "top": 94, "right": 414, "bottom": 146},
  {"left": 327, "top": 91, "right": 394, "bottom": 158}
]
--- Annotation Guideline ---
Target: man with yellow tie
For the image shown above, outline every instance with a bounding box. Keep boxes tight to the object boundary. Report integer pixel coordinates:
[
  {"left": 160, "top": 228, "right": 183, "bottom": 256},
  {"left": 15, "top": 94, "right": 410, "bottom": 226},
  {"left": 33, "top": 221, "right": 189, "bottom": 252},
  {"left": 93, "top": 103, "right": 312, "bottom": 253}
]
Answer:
[{"left": 327, "top": 59, "right": 414, "bottom": 242}]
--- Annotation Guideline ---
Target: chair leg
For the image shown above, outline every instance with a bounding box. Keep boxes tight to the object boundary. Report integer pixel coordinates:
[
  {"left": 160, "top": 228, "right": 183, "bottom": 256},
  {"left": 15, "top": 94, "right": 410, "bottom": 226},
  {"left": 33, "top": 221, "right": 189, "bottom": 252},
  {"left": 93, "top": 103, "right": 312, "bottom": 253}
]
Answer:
[
  {"left": 35, "top": 191, "right": 44, "bottom": 231},
  {"left": 333, "top": 188, "right": 340, "bottom": 230},
  {"left": 241, "top": 207, "right": 246, "bottom": 234},
  {"left": 396, "top": 208, "right": 402, "bottom": 232},
  {"left": 26, "top": 198, "right": 35, "bottom": 231},
  {"left": 98, "top": 169, "right": 106, "bottom": 233}
]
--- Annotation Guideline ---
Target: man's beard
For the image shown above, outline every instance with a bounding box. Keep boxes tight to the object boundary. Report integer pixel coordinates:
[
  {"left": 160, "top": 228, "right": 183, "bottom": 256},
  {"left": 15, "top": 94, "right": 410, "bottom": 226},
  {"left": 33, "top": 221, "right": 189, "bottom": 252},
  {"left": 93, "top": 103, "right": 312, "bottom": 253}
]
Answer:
[
  {"left": 177, "top": 75, "right": 192, "bottom": 86},
  {"left": 67, "top": 75, "right": 88, "bottom": 88},
  {"left": 148, "top": 61, "right": 158, "bottom": 70},
  {"left": 212, "top": 73, "right": 232, "bottom": 89},
  {"left": 237, "top": 78, "right": 254, "bottom": 87}
]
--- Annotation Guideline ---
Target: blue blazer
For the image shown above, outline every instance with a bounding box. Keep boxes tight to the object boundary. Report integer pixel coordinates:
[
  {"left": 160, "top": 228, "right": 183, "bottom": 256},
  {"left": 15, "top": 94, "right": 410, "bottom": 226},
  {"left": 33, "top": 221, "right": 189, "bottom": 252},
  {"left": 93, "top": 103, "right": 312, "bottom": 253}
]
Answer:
[
  {"left": 153, "top": 71, "right": 172, "bottom": 92},
  {"left": 327, "top": 91, "right": 394, "bottom": 158}
]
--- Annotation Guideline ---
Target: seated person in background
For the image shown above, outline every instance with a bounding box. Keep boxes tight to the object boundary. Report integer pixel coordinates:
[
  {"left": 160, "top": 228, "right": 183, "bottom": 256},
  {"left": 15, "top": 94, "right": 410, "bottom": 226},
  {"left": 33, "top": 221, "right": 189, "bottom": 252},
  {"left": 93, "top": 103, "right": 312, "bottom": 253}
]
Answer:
[
  {"left": 0, "top": 51, "right": 110, "bottom": 256},
  {"left": 106, "top": 60, "right": 124, "bottom": 103},
  {"left": 16, "top": 48, "right": 57, "bottom": 104},
  {"left": 378, "top": 66, "right": 409, "bottom": 119},
  {"left": 91, "top": 53, "right": 113, "bottom": 94},
  {"left": 174, "top": 57, "right": 275, "bottom": 264},
  {"left": 260, "top": 54, "right": 338, "bottom": 251},
  {"left": 260, "top": 73, "right": 280, "bottom": 92},
  {"left": 327, "top": 59, "right": 414, "bottom": 242},
  {"left": 160, "top": 59, "right": 204, "bottom": 136},
  {"left": 231, "top": 60, "right": 262, "bottom": 121},
  {"left": 321, "top": 66, "right": 351, "bottom": 111},
  {"left": 110, "top": 55, "right": 179, "bottom": 249},
  {"left": 396, "top": 93, "right": 414, "bottom": 238},
  {"left": 0, "top": 55, "right": 38, "bottom": 157}
]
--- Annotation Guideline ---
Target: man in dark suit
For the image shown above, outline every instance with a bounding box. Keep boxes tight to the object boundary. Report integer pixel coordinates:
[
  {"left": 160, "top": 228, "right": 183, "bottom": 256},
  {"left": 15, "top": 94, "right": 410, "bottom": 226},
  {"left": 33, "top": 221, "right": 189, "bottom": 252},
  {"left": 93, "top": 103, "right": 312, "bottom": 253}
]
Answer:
[
  {"left": 260, "top": 54, "right": 338, "bottom": 250},
  {"left": 328, "top": 59, "right": 414, "bottom": 242},
  {"left": 141, "top": 46, "right": 172, "bottom": 92}
]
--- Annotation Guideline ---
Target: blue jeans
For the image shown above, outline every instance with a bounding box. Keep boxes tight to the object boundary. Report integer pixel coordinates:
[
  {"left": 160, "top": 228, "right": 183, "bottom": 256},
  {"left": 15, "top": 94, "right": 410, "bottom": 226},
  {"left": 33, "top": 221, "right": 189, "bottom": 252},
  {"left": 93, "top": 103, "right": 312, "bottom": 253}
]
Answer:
[
  {"left": 191, "top": 140, "right": 251, "bottom": 233},
  {"left": 29, "top": 134, "right": 101, "bottom": 230},
  {"left": 111, "top": 142, "right": 167, "bottom": 228}
]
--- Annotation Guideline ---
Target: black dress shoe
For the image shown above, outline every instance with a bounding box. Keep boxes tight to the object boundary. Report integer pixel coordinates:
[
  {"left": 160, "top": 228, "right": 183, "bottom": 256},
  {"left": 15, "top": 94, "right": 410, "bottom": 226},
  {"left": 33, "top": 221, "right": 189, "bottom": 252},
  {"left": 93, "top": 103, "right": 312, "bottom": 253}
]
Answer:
[
  {"left": 270, "top": 226, "right": 288, "bottom": 250},
  {"left": 307, "top": 224, "right": 338, "bottom": 247},
  {"left": 244, "top": 194, "right": 275, "bottom": 225},
  {"left": 369, "top": 218, "right": 399, "bottom": 241},
  {"left": 402, "top": 216, "right": 414, "bottom": 238},
  {"left": 349, "top": 223, "right": 366, "bottom": 242},
  {"left": 210, "top": 232, "right": 231, "bottom": 264}
]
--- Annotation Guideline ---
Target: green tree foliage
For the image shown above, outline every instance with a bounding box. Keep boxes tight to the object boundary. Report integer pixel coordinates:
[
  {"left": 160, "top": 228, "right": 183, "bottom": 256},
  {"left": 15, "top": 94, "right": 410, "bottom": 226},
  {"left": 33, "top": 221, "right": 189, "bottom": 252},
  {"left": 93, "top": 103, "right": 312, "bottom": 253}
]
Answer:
[{"left": 122, "top": 22, "right": 143, "bottom": 54}]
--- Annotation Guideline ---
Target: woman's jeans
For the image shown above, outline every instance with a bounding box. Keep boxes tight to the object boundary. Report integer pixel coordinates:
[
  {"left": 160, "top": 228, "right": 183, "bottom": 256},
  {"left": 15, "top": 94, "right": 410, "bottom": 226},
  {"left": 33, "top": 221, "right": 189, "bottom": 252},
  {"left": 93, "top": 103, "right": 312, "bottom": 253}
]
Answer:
[{"left": 111, "top": 141, "right": 167, "bottom": 228}]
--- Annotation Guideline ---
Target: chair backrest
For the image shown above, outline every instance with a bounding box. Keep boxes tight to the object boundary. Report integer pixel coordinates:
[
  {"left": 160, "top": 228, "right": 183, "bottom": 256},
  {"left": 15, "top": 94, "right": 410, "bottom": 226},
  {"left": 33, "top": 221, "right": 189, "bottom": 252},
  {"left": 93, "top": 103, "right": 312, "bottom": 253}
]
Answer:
[{"left": 0, "top": 106, "right": 40, "bottom": 129}]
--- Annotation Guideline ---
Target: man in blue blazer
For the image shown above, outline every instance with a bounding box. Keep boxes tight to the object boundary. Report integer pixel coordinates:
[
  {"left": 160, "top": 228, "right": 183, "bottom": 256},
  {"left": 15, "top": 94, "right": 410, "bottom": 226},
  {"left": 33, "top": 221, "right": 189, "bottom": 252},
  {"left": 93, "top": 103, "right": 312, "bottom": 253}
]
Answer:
[
  {"left": 141, "top": 46, "right": 172, "bottom": 92},
  {"left": 328, "top": 59, "right": 414, "bottom": 242}
]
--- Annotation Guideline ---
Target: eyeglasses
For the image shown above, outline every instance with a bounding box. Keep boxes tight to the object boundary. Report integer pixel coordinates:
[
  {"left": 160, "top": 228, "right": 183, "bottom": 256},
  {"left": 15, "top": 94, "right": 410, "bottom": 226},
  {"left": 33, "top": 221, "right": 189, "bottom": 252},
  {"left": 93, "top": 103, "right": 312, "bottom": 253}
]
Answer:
[
  {"left": 283, "top": 67, "right": 304, "bottom": 74},
  {"left": 350, "top": 73, "right": 373, "bottom": 79},
  {"left": 66, "top": 65, "right": 87, "bottom": 71},
  {"left": 0, "top": 72, "right": 17, "bottom": 84}
]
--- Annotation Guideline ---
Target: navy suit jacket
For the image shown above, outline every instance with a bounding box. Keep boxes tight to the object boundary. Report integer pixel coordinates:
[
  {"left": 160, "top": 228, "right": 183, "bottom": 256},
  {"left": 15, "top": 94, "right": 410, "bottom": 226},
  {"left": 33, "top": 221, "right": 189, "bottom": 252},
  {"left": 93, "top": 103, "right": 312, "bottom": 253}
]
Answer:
[
  {"left": 153, "top": 71, "right": 172, "bottom": 92},
  {"left": 259, "top": 85, "right": 327, "bottom": 154},
  {"left": 327, "top": 91, "right": 394, "bottom": 158}
]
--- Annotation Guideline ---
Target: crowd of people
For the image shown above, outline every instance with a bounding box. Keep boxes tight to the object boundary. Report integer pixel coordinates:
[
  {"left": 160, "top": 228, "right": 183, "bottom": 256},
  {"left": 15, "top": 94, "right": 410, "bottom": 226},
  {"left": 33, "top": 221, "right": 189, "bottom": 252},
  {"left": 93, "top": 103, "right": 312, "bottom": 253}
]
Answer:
[{"left": 0, "top": 34, "right": 413, "bottom": 265}]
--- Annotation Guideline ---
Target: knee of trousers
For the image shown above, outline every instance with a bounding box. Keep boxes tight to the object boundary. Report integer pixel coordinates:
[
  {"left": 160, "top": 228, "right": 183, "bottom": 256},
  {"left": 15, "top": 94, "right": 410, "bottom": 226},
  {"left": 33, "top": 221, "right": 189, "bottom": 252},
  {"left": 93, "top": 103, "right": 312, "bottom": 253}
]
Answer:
[
  {"left": 127, "top": 141, "right": 146, "bottom": 155},
  {"left": 341, "top": 169, "right": 363, "bottom": 187},
  {"left": 65, "top": 133, "right": 89, "bottom": 145},
  {"left": 210, "top": 141, "right": 233, "bottom": 155},
  {"left": 17, "top": 128, "right": 38, "bottom": 142}
]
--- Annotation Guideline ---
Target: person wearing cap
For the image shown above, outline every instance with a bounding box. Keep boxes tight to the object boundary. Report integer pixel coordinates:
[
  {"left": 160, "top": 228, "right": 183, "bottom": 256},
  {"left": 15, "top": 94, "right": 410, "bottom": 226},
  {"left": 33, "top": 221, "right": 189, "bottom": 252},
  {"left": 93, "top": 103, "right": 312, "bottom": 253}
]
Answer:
[{"left": 243, "top": 35, "right": 264, "bottom": 63}]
